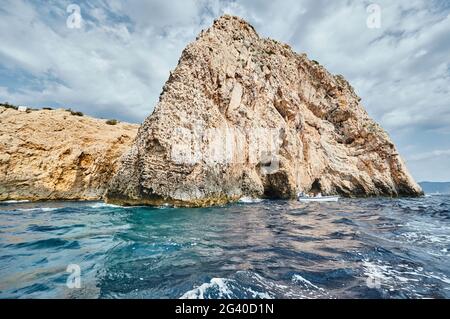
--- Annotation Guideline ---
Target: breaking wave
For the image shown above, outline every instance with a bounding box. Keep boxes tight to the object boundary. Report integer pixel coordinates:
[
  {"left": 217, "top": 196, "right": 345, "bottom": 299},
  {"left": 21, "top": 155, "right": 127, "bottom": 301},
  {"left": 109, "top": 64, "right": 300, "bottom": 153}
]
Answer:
[{"left": 180, "top": 271, "right": 330, "bottom": 299}]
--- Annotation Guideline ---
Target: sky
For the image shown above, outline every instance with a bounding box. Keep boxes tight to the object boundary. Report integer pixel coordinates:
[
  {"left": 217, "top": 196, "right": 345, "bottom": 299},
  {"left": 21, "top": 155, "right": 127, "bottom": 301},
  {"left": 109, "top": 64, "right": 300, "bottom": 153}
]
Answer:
[{"left": 0, "top": 0, "right": 449, "bottom": 182}]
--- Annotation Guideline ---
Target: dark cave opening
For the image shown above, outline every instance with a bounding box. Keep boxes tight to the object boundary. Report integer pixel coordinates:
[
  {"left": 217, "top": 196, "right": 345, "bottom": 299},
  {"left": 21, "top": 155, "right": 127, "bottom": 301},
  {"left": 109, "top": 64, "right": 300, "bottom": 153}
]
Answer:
[
  {"left": 262, "top": 171, "right": 292, "bottom": 199},
  {"left": 310, "top": 179, "right": 322, "bottom": 195}
]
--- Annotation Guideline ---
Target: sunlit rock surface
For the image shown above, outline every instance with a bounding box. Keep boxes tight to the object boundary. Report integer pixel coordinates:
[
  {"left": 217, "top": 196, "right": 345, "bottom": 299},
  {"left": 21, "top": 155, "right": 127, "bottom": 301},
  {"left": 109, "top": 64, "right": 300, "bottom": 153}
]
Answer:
[
  {"left": 106, "top": 15, "right": 422, "bottom": 207},
  {"left": 0, "top": 107, "right": 138, "bottom": 201}
]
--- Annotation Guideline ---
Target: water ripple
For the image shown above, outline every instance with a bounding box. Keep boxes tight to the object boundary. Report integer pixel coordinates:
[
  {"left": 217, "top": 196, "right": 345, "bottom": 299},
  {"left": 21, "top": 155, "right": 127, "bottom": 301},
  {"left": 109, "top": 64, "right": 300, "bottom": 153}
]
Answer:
[{"left": 0, "top": 196, "right": 449, "bottom": 298}]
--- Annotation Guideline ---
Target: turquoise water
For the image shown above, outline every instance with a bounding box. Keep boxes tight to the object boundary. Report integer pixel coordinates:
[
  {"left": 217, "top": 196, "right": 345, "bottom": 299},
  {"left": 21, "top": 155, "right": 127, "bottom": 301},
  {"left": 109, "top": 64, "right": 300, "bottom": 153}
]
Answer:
[{"left": 0, "top": 196, "right": 449, "bottom": 299}]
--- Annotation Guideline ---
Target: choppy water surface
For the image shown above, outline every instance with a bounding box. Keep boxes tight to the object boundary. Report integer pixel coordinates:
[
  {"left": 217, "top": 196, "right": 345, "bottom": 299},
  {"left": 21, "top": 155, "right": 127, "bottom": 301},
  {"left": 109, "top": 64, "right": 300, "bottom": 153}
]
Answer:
[{"left": 0, "top": 196, "right": 449, "bottom": 299}]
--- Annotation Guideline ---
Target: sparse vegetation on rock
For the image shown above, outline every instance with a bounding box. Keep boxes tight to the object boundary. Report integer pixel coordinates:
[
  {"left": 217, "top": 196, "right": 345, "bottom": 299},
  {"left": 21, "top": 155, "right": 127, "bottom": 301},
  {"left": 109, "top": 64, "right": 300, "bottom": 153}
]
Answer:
[
  {"left": 66, "top": 108, "right": 84, "bottom": 116},
  {"left": 106, "top": 119, "right": 118, "bottom": 125}
]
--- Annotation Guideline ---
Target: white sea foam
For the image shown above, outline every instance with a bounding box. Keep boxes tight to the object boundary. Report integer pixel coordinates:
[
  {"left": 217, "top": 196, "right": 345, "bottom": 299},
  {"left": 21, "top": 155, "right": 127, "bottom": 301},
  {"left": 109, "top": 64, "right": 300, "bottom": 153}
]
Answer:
[
  {"left": 180, "top": 274, "right": 276, "bottom": 299},
  {"left": 1, "top": 200, "right": 30, "bottom": 203},
  {"left": 291, "top": 274, "right": 324, "bottom": 291},
  {"left": 180, "top": 271, "right": 330, "bottom": 299},
  {"left": 180, "top": 278, "right": 234, "bottom": 299},
  {"left": 362, "top": 259, "right": 450, "bottom": 293},
  {"left": 243, "top": 287, "right": 273, "bottom": 299},
  {"left": 89, "top": 202, "right": 121, "bottom": 209},
  {"left": 362, "top": 260, "right": 390, "bottom": 284},
  {"left": 41, "top": 207, "right": 60, "bottom": 212},
  {"left": 238, "top": 197, "right": 263, "bottom": 203},
  {"left": 14, "top": 207, "right": 60, "bottom": 212}
]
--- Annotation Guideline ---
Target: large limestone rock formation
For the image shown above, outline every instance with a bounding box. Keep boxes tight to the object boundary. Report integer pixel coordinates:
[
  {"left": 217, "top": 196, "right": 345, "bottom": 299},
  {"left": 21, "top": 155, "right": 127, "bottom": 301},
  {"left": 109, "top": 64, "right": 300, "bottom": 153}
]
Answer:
[
  {"left": 0, "top": 107, "right": 138, "bottom": 201},
  {"left": 106, "top": 15, "right": 422, "bottom": 207}
]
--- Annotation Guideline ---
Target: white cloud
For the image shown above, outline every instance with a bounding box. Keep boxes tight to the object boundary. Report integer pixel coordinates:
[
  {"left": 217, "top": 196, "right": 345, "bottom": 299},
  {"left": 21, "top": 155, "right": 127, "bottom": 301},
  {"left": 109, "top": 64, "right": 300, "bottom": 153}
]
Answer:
[
  {"left": 409, "top": 149, "right": 450, "bottom": 161},
  {"left": 0, "top": 0, "right": 209, "bottom": 121}
]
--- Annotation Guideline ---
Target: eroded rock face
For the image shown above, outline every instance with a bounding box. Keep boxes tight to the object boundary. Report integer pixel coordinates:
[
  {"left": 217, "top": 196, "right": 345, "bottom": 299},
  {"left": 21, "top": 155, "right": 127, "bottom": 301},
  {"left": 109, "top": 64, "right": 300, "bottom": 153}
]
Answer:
[
  {"left": 0, "top": 107, "right": 138, "bottom": 201},
  {"left": 106, "top": 15, "right": 422, "bottom": 207}
]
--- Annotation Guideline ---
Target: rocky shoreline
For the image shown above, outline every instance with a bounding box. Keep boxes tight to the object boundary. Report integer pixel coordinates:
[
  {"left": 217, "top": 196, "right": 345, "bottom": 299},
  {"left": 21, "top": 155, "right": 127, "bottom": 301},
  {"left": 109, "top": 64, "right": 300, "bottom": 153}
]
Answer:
[{"left": 0, "top": 106, "right": 138, "bottom": 201}]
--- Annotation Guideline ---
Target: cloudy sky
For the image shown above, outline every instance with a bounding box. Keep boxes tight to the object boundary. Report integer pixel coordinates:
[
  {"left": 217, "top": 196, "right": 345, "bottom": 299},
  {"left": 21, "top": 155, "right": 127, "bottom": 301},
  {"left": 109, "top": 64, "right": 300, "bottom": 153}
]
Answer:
[{"left": 0, "top": 0, "right": 449, "bottom": 182}]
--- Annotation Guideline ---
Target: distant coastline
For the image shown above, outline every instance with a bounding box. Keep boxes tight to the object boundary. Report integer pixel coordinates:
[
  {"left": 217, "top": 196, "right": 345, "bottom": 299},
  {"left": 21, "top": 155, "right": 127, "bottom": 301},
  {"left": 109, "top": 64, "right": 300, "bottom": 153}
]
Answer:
[{"left": 419, "top": 182, "right": 450, "bottom": 194}]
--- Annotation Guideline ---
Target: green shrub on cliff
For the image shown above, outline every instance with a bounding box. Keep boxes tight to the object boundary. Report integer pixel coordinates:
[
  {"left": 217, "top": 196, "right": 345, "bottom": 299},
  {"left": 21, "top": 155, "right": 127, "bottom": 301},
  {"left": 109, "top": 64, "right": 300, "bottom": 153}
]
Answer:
[
  {"left": 66, "top": 108, "right": 84, "bottom": 116},
  {"left": 1, "top": 102, "right": 18, "bottom": 110},
  {"left": 106, "top": 119, "right": 118, "bottom": 125}
]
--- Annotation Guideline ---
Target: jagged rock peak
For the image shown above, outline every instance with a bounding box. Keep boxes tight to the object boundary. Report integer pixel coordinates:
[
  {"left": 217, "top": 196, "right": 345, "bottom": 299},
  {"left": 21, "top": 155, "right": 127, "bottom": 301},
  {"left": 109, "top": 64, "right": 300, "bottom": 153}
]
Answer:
[
  {"left": 105, "top": 15, "right": 422, "bottom": 207},
  {"left": 201, "top": 15, "right": 259, "bottom": 39}
]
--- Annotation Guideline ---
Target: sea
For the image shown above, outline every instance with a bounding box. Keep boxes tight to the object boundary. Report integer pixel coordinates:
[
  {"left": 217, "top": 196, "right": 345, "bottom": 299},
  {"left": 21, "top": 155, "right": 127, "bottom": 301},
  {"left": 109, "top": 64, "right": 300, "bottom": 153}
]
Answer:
[{"left": 0, "top": 195, "right": 449, "bottom": 299}]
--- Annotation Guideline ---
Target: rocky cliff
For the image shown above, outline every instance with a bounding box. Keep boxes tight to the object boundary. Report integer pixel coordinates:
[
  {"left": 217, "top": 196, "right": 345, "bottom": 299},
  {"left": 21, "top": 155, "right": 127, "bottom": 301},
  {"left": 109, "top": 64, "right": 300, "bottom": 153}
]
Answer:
[
  {"left": 0, "top": 107, "right": 138, "bottom": 201},
  {"left": 104, "top": 15, "right": 422, "bottom": 207}
]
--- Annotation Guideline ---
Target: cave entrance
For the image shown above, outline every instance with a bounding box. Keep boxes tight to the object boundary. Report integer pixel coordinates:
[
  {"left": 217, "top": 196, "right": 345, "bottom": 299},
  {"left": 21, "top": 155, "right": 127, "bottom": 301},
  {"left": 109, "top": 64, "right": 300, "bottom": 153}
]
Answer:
[
  {"left": 262, "top": 171, "right": 292, "bottom": 199},
  {"left": 310, "top": 179, "right": 322, "bottom": 196}
]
